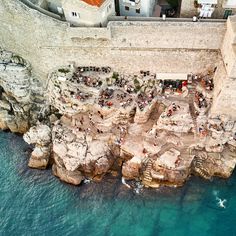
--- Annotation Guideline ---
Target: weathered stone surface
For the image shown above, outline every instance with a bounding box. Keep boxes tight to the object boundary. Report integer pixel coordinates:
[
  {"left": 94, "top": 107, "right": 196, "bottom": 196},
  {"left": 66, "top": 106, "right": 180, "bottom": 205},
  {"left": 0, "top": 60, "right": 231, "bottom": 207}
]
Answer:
[
  {"left": 122, "top": 156, "right": 142, "bottom": 179},
  {"left": 28, "top": 146, "right": 50, "bottom": 169},
  {"left": 158, "top": 148, "right": 180, "bottom": 169},
  {"left": 52, "top": 123, "right": 112, "bottom": 177},
  {"left": 192, "top": 150, "right": 236, "bottom": 179},
  {"left": 155, "top": 101, "right": 194, "bottom": 133},
  {"left": 23, "top": 124, "right": 52, "bottom": 169},
  {"left": 23, "top": 124, "right": 51, "bottom": 146},
  {"left": 0, "top": 50, "right": 49, "bottom": 133},
  {"left": 52, "top": 164, "right": 84, "bottom": 185},
  {"left": 94, "top": 157, "right": 110, "bottom": 176}
]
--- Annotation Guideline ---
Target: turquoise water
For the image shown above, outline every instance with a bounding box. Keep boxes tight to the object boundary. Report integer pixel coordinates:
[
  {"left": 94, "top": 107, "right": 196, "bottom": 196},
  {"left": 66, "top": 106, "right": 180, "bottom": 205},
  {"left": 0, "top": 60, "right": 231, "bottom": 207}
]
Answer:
[{"left": 0, "top": 131, "right": 236, "bottom": 236}]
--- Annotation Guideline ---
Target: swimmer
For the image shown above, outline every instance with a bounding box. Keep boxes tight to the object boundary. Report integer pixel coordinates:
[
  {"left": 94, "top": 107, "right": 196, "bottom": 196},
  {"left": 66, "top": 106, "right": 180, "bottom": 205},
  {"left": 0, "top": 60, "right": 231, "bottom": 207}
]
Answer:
[{"left": 216, "top": 197, "right": 227, "bottom": 209}]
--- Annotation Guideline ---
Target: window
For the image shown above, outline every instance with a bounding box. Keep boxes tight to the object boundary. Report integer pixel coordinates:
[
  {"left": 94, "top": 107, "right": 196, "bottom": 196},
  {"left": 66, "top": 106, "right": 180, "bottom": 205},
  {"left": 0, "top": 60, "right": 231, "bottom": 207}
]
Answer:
[
  {"left": 71, "top": 12, "right": 79, "bottom": 17},
  {"left": 125, "top": 6, "right": 129, "bottom": 11},
  {"left": 136, "top": 8, "right": 140, "bottom": 13},
  {"left": 223, "top": 9, "right": 232, "bottom": 19}
]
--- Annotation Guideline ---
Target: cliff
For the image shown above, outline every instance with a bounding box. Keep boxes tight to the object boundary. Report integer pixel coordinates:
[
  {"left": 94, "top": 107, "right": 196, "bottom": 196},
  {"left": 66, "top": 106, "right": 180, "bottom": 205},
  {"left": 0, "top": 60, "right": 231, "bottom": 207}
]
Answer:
[
  {"left": 0, "top": 1, "right": 236, "bottom": 189},
  {"left": 20, "top": 64, "right": 236, "bottom": 188}
]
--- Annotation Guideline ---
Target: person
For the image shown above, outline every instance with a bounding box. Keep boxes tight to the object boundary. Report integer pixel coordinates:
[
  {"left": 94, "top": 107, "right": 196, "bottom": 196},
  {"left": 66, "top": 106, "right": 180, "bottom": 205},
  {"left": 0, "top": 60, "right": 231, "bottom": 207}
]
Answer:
[
  {"left": 167, "top": 109, "right": 173, "bottom": 117},
  {"left": 216, "top": 197, "right": 226, "bottom": 209},
  {"left": 182, "top": 80, "right": 188, "bottom": 87}
]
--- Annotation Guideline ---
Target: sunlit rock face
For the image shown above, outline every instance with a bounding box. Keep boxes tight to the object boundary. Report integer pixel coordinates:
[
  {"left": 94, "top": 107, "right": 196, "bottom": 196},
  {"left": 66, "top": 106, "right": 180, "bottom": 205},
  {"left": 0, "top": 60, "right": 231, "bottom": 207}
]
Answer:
[
  {"left": 23, "top": 124, "right": 52, "bottom": 169},
  {"left": 0, "top": 50, "right": 49, "bottom": 133},
  {"left": 43, "top": 65, "right": 236, "bottom": 187},
  {"left": 1, "top": 56, "right": 236, "bottom": 188}
]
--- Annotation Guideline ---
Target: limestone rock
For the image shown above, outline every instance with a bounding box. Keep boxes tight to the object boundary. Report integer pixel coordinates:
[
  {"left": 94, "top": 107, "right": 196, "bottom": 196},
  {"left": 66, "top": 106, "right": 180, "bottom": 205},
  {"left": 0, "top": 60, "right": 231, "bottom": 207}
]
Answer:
[
  {"left": 23, "top": 124, "right": 52, "bottom": 169},
  {"left": 23, "top": 124, "right": 51, "bottom": 146},
  {"left": 52, "top": 123, "right": 112, "bottom": 176},
  {"left": 52, "top": 164, "right": 84, "bottom": 185},
  {"left": 193, "top": 150, "right": 236, "bottom": 179},
  {"left": 28, "top": 146, "right": 50, "bottom": 169},
  {"left": 205, "top": 137, "right": 224, "bottom": 152},
  {"left": 122, "top": 156, "right": 142, "bottom": 179},
  {"left": 0, "top": 100, "right": 11, "bottom": 110},
  {"left": 158, "top": 148, "right": 180, "bottom": 169},
  {"left": 155, "top": 101, "right": 194, "bottom": 133},
  {"left": 94, "top": 157, "right": 110, "bottom": 176}
]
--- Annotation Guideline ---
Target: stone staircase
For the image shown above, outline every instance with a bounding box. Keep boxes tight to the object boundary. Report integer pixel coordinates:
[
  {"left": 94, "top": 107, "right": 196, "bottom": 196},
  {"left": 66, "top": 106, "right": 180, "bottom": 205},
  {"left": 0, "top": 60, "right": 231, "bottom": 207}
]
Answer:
[
  {"left": 189, "top": 96, "right": 198, "bottom": 136},
  {"left": 142, "top": 158, "right": 153, "bottom": 183},
  {"left": 182, "top": 84, "right": 198, "bottom": 136},
  {"left": 192, "top": 158, "right": 211, "bottom": 180}
]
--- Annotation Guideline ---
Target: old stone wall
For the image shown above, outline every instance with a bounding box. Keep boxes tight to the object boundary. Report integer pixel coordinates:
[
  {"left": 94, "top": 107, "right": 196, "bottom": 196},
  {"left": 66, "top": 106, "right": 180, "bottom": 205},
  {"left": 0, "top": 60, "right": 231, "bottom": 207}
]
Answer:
[
  {"left": 0, "top": 0, "right": 226, "bottom": 80},
  {"left": 221, "top": 16, "right": 236, "bottom": 78},
  {"left": 211, "top": 16, "right": 236, "bottom": 119}
]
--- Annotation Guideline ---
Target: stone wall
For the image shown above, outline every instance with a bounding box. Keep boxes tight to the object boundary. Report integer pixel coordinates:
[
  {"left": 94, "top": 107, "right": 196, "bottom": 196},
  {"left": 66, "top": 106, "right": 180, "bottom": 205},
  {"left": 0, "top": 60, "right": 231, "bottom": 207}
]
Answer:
[
  {"left": 2, "top": 0, "right": 236, "bottom": 118},
  {"left": 211, "top": 16, "right": 236, "bottom": 118},
  {"left": 0, "top": 0, "right": 226, "bottom": 80},
  {"left": 221, "top": 16, "right": 236, "bottom": 78}
]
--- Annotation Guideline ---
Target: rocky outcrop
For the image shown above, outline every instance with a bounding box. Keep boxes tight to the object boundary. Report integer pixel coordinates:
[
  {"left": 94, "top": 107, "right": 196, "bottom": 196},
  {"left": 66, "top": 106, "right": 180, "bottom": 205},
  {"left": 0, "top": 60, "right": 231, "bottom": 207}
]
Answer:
[
  {"left": 51, "top": 122, "right": 114, "bottom": 183},
  {"left": 1, "top": 58, "right": 236, "bottom": 188},
  {"left": 52, "top": 164, "right": 84, "bottom": 185},
  {"left": 154, "top": 101, "right": 194, "bottom": 133},
  {"left": 191, "top": 149, "right": 236, "bottom": 179},
  {"left": 23, "top": 124, "right": 51, "bottom": 169},
  {"left": 122, "top": 156, "right": 142, "bottom": 179},
  {"left": 0, "top": 50, "right": 49, "bottom": 133}
]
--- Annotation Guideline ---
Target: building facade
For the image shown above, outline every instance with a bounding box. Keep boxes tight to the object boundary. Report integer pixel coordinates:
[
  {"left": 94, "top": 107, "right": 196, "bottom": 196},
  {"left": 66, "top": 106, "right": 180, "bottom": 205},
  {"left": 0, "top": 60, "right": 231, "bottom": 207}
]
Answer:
[
  {"left": 62, "top": 0, "right": 115, "bottom": 26},
  {"left": 119, "top": 0, "right": 157, "bottom": 17},
  {"left": 29, "top": 0, "right": 115, "bottom": 26}
]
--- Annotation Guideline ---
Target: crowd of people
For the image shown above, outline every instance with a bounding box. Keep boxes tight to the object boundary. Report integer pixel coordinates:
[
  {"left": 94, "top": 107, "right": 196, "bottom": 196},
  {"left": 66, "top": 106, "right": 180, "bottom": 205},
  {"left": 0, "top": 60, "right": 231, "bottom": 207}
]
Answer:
[
  {"left": 136, "top": 91, "right": 156, "bottom": 111},
  {"left": 166, "top": 102, "right": 180, "bottom": 117},
  {"left": 195, "top": 91, "right": 208, "bottom": 109}
]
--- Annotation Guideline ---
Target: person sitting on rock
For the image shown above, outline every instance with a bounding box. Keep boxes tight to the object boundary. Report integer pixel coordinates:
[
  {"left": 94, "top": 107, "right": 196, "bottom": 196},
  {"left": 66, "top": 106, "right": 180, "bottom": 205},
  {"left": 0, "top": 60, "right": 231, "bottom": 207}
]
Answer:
[{"left": 167, "top": 109, "right": 173, "bottom": 117}]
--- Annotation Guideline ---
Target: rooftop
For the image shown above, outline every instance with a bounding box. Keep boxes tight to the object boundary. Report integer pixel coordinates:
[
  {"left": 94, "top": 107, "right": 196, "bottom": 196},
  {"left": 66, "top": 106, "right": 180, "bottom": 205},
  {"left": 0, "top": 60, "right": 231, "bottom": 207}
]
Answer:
[{"left": 81, "top": 0, "right": 105, "bottom": 7}]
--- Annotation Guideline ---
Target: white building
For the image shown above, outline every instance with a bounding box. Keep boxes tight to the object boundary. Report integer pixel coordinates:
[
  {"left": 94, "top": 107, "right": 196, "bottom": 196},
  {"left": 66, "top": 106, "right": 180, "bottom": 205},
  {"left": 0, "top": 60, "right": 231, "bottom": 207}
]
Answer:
[
  {"left": 61, "top": 0, "right": 115, "bottom": 26},
  {"left": 119, "top": 0, "right": 157, "bottom": 17},
  {"left": 180, "top": 0, "right": 236, "bottom": 18},
  {"left": 31, "top": 0, "right": 116, "bottom": 26}
]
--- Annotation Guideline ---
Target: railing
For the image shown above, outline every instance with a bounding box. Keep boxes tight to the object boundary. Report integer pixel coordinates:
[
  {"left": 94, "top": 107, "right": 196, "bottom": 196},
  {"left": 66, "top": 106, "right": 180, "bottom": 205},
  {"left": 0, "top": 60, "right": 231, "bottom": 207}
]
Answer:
[{"left": 107, "top": 15, "right": 227, "bottom": 23}]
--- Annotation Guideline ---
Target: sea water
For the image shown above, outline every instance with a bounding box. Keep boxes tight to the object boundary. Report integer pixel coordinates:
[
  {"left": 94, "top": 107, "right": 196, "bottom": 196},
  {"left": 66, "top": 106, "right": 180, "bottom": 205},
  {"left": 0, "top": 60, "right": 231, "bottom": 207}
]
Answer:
[{"left": 0, "top": 131, "right": 236, "bottom": 236}]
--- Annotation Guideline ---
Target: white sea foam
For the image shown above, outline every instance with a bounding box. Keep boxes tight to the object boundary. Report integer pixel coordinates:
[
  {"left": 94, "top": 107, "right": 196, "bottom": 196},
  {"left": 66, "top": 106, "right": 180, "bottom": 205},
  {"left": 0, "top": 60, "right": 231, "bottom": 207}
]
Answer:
[{"left": 121, "top": 177, "right": 131, "bottom": 189}]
